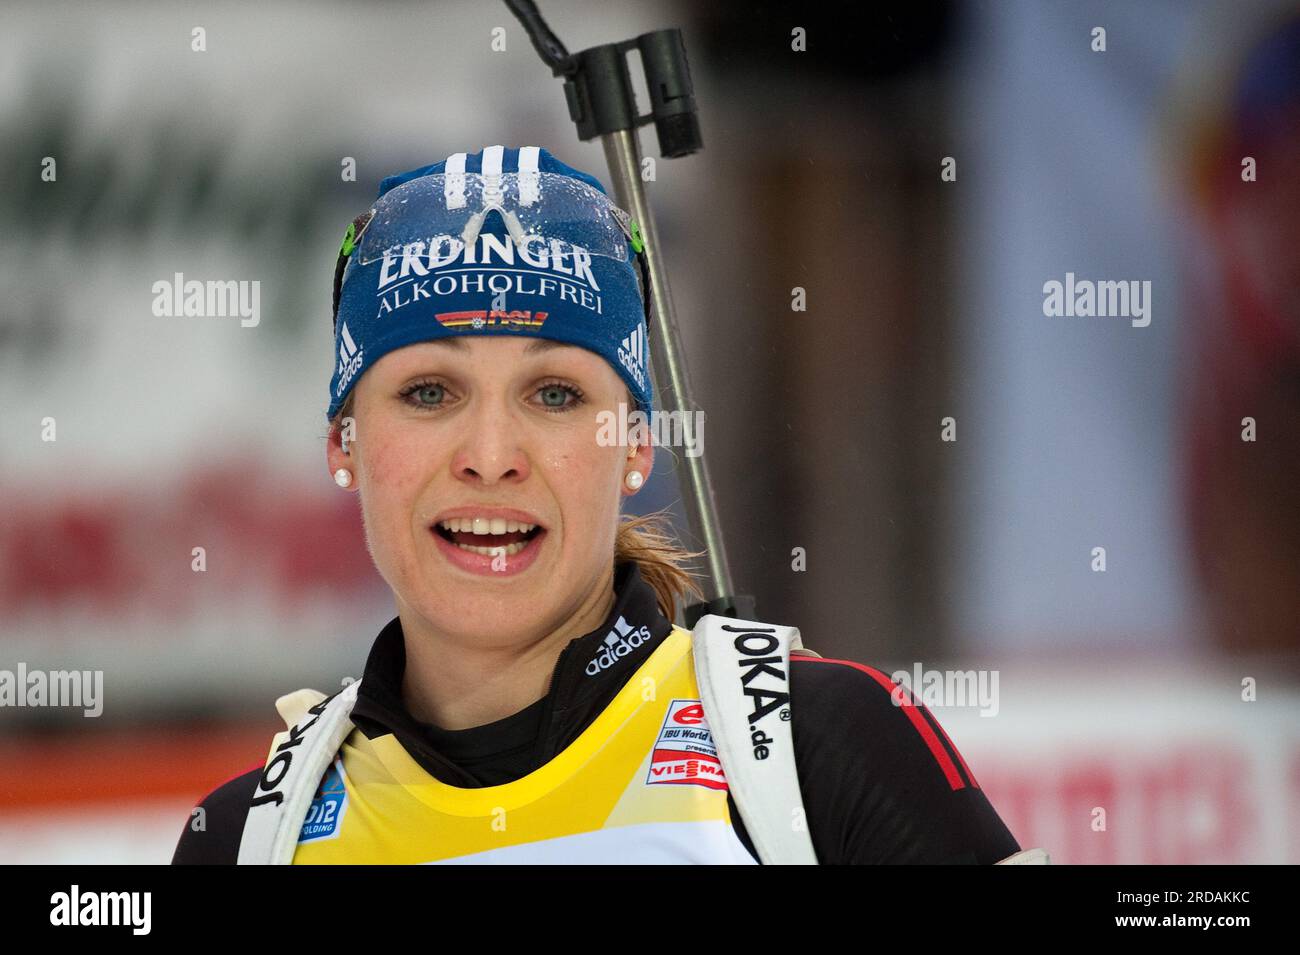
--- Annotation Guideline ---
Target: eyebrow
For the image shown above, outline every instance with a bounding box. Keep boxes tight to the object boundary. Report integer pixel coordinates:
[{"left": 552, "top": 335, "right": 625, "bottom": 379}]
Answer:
[{"left": 525, "top": 338, "right": 574, "bottom": 355}]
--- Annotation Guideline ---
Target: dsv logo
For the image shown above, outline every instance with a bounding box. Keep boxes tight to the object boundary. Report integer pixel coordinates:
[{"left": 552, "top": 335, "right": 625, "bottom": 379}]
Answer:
[
  {"left": 722, "top": 624, "right": 791, "bottom": 761},
  {"left": 585, "top": 615, "right": 652, "bottom": 676}
]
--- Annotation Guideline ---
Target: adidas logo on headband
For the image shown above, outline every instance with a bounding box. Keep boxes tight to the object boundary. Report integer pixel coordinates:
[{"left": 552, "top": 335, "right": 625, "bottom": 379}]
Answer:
[
  {"left": 618, "top": 325, "right": 647, "bottom": 390},
  {"left": 336, "top": 322, "right": 364, "bottom": 397}
]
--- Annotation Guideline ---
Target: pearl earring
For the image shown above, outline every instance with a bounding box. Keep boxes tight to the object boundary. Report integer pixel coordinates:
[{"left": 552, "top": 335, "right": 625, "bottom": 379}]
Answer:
[
  {"left": 625, "top": 470, "right": 643, "bottom": 491},
  {"left": 334, "top": 468, "right": 353, "bottom": 488}
]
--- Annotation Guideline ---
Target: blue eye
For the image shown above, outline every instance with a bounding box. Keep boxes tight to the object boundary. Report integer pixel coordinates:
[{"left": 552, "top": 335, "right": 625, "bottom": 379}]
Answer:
[
  {"left": 399, "top": 381, "right": 448, "bottom": 408},
  {"left": 397, "top": 378, "right": 585, "bottom": 413},
  {"left": 535, "top": 381, "right": 585, "bottom": 412}
]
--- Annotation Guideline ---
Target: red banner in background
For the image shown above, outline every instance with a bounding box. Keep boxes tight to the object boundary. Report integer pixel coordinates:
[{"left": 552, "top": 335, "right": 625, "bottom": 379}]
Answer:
[{"left": 1, "top": 457, "right": 380, "bottom": 617}]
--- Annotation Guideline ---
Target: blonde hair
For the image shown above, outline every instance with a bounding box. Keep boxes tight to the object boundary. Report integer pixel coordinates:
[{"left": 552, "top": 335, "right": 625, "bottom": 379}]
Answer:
[
  {"left": 612, "top": 507, "right": 706, "bottom": 623},
  {"left": 327, "top": 391, "right": 706, "bottom": 623}
]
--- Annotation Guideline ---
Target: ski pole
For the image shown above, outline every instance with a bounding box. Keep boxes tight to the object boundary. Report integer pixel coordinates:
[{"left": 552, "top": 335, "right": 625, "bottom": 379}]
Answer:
[{"left": 504, "top": 0, "right": 754, "bottom": 625}]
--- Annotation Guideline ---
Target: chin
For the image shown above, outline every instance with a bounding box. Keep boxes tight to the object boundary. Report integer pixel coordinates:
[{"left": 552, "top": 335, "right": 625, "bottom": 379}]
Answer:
[{"left": 419, "top": 589, "right": 552, "bottom": 644}]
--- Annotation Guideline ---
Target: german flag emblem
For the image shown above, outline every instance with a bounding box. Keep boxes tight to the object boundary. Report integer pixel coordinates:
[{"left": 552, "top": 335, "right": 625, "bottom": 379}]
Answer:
[{"left": 434, "top": 310, "right": 549, "bottom": 330}]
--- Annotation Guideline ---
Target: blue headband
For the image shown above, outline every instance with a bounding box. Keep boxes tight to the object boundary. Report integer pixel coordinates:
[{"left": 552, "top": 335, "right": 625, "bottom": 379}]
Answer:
[{"left": 327, "top": 145, "right": 652, "bottom": 421}]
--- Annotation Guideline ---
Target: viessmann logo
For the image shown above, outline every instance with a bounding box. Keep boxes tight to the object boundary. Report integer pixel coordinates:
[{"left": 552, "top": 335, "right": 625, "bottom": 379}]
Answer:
[
  {"left": 585, "top": 615, "right": 652, "bottom": 676},
  {"left": 645, "top": 698, "right": 727, "bottom": 791}
]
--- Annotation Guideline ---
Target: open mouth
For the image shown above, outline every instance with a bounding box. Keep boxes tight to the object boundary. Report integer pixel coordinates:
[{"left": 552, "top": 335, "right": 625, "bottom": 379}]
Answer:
[{"left": 433, "top": 519, "right": 544, "bottom": 557}]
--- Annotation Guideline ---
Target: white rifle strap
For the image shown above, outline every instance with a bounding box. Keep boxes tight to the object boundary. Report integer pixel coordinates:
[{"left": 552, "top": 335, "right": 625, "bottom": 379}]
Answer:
[
  {"left": 691, "top": 614, "right": 818, "bottom": 865},
  {"left": 237, "top": 679, "right": 362, "bottom": 865},
  {"left": 996, "top": 848, "right": 1052, "bottom": 864}
]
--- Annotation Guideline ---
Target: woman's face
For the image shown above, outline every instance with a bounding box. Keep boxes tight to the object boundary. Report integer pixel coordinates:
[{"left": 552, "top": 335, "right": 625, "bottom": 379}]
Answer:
[{"left": 327, "top": 336, "right": 652, "bottom": 646}]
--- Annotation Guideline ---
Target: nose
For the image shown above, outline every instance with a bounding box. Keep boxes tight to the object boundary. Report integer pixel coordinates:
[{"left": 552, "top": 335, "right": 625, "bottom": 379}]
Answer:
[{"left": 449, "top": 398, "right": 531, "bottom": 487}]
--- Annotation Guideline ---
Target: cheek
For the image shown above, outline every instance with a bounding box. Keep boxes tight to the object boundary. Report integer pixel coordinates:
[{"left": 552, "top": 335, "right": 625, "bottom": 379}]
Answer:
[
  {"left": 540, "top": 437, "right": 619, "bottom": 490},
  {"left": 545, "top": 442, "right": 623, "bottom": 529},
  {"left": 360, "top": 429, "right": 430, "bottom": 521}
]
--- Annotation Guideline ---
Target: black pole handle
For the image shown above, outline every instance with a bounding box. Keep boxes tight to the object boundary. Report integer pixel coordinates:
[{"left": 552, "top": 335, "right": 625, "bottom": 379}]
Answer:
[{"left": 503, "top": 0, "right": 574, "bottom": 75}]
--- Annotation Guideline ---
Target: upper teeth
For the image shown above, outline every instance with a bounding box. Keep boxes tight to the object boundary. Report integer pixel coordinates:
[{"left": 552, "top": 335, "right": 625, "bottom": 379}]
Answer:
[{"left": 439, "top": 517, "right": 537, "bottom": 535}]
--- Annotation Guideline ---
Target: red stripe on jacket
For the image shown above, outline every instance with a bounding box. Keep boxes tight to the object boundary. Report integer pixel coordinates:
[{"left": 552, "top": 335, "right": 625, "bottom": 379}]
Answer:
[{"left": 793, "top": 657, "right": 975, "bottom": 791}]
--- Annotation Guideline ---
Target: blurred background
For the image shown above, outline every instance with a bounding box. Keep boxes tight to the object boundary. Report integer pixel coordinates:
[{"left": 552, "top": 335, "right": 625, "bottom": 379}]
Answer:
[{"left": 2, "top": 0, "right": 1297, "bottom": 863}]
